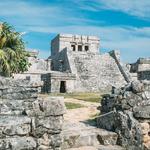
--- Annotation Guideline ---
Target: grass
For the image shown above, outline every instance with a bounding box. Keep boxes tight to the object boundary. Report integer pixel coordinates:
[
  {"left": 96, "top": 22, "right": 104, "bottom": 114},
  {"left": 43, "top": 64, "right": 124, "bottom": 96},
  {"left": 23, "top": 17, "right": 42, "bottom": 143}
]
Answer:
[
  {"left": 48, "top": 92, "right": 102, "bottom": 103},
  {"left": 65, "top": 102, "right": 84, "bottom": 109}
]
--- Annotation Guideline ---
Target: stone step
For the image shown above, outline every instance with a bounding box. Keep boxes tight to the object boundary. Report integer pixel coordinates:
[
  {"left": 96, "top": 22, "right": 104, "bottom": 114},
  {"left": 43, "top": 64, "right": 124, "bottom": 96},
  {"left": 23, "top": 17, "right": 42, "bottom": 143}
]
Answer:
[
  {"left": 62, "top": 122, "right": 118, "bottom": 149},
  {"left": 66, "top": 146, "right": 96, "bottom": 150},
  {"left": 66, "top": 145, "right": 125, "bottom": 150},
  {"left": 97, "top": 145, "right": 125, "bottom": 150}
]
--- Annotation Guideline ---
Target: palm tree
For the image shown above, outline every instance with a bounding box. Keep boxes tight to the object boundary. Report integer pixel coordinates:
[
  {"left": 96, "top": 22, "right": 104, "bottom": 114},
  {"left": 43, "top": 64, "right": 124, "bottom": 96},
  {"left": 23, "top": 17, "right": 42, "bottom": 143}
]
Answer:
[{"left": 0, "top": 22, "right": 30, "bottom": 76}]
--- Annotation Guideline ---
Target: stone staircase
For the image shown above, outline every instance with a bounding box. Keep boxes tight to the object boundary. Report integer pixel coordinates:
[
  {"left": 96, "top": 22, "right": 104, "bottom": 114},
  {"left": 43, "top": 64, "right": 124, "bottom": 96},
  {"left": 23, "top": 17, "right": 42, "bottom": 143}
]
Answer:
[
  {"left": 62, "top": 122, "right": 124, "bottom": 150},
  {"left": 67, "top": 52, "right": 126, "bottom": 92},
  {"left": 67, "top": 145, "right": 125, "bottom": 150}
]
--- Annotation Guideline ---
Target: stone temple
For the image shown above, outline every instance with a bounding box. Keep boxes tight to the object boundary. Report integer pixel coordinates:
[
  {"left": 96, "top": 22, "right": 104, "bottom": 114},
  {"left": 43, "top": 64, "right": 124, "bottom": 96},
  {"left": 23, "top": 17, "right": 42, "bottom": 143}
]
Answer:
[{"left": 13, "top": 34, "right": 149, "bottom": 93}]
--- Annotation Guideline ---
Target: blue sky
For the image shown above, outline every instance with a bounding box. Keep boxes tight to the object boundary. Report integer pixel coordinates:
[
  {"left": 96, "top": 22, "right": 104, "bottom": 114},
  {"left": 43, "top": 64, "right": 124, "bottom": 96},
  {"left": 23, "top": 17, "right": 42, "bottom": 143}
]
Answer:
[{"left": 0, "top": 0, "right": 150, "bottom": 63}]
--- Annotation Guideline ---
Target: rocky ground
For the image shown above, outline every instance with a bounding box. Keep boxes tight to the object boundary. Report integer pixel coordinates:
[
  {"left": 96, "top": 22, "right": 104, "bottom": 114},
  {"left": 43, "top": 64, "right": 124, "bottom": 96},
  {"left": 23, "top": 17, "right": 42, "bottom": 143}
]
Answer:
[
  {"left": 97, "top": 81, "right": 150, "bottom": 150},
  {"left": 62, "top": 98, "right": 124, "bottom": 150}
]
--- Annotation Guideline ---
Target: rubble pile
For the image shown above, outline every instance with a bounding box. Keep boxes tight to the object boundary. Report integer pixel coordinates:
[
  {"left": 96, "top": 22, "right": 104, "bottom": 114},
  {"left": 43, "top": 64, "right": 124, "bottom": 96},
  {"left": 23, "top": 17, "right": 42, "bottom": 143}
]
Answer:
[{"left": 97, "top": 81, "right": 150, "bottom": 150}]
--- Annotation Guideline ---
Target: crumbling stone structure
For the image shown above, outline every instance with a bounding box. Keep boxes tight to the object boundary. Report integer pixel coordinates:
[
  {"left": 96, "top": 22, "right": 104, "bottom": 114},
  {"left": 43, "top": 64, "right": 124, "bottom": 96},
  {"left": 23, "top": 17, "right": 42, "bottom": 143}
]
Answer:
[
  {"left": 0, "top": 77, "right": 65, "bottom": 150},
  {"left": 97, "top": 80, "right": 150, "bottom": 150},
  {"left": 129, "top": 58, "right": 150, "bottom": 81},
  {"left": 13, "top": 50, "right": 51, "bottom": 84},
  {"left": 50, "top": 34, "right": 128, "bottom": 93},
  {"left": 14, "top": 34, "right": 131, "bottom": 93}
]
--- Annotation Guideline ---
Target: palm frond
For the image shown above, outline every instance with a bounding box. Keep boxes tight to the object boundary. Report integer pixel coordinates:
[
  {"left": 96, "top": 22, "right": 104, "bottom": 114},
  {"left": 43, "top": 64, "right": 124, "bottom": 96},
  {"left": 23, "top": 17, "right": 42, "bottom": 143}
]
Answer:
[{"left": 0, "top": 22, "right": 30, "bottom": 76}]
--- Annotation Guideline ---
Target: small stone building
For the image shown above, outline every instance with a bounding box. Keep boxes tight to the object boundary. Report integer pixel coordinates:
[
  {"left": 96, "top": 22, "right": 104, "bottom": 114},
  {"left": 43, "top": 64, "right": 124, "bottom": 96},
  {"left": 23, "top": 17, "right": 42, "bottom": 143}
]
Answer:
[{"left": 14, "top": 34, "right": 133, "bottom": 93}]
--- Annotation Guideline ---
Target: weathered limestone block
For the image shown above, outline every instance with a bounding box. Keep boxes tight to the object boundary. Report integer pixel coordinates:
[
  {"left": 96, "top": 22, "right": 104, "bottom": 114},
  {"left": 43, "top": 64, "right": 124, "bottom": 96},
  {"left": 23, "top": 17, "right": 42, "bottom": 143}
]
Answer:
[
  {"left": 32, "top": 116, "right": 63, "bottom": 137},
  {"left": 0, "top": 137, "right": 36, "bottom": 150},
  {"left": 0, "top": 77, "right": 41, "bottom": 101},
  {"left": 97, "top": 111, "right": 117, "bottom": 131},
  {"left": 98, "top": 111, "right": 143, "bottom": 149},
  {"left": 62, "top": 130, "right": 99, "bottom": 149},
  {"left": 131, "top": 80, "right": 144, "bottom": 94},
  {"left": 37, "top": 133, "right": 62, "bottom": 149},
  {"left": 97, "top": 130, "right": 118, "bottom": 145},
  {"left": 38, "top": 133, "right": 50, "bottom": 147},
  {"left": 101, "top": 90, "right": 145, "bottom": 115},
  {"left": 26, "top": 97, "right": 66, "bottom": 117},
  {"left": 0, "top": 76, "right": 41, "bottom": 89},
  {"left": 1, "top": 90, "right": 38, "bottom": 100},
  {"left": 0, "top": 116, "right": 31, "bottom": 137},
  {"left": 116, "top": 111, "right": 143, "bottom": 149},
  {"left": 140, "top": 122, "right": 150, "bottom": 135},
  {"left": 0, "top": 99, "right": 33, "bottom": 115},
  {"left": 133, "top": 105, "right": 150, "bottom": 119},
  {"left": 37, "top": 97, "right": 66, "bottom": 116},
  {"left": 97, "top": 145, "right": 125, "bottom": 150},
  {"left": 1, "top": 87, "right": 38, "bottom": 94},
  {"left": 123, "top": 91, "right": 143, "bottom": 106},
  {"left": 98, "top": 103, "right": 144, "bottom": 148}
]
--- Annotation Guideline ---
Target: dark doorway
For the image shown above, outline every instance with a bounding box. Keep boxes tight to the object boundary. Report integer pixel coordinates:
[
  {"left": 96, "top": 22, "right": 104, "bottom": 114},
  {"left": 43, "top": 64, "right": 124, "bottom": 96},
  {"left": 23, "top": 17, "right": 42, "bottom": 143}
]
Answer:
[
  {"left": 71, "top": 45, "right": 76, "bottom": 51},
  {"left": 85, "top": 45, "right": 89, "bottom": 51},
  {"left": 78, "top": 45, "right": 82, "bottom": 51},
  {"left": 60, "top": 81, "right": 66, "bottom": 93}
]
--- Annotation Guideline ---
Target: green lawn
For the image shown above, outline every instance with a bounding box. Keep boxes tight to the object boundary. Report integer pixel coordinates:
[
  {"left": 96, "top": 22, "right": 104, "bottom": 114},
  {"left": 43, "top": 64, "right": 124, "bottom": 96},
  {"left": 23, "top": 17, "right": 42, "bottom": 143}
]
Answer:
[
  {"left": 48, "top": 92, "right": 102, "bottom": 103},
  {"left": 65, "top": 102, "right": 84, "bottom": 109}
]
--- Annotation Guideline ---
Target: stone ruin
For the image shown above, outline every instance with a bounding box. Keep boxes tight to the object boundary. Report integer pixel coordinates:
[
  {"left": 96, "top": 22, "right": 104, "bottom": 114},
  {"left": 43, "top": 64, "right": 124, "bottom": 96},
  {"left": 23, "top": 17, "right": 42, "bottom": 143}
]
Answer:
[
  {"left": 97, "top": 80, "right": 150, "bottom": 150},
  {"left": 129, "top": 58, "right": 150, "bottom": 81},
  {"left": 14, "top": 34, "right": 131, "bottom": 94},
  {"left": 0, "top": 76, "right": 65, "bottom": 150},
  {"left": 0, "top": 76, "right": 126, "bottom": 150},
  {"left": 1, "top": 33, "right": 150, "bottom": 150},
  {"left": 13, "top": 34, "right": 150, "bottom": 94},
  {"left": 1, "top": 76, "right": 150, "bottom": 150}
]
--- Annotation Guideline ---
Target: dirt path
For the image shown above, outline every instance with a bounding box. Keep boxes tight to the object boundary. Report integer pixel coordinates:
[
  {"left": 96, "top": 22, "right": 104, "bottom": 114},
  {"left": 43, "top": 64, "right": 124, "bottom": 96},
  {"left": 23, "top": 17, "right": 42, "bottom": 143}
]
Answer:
[
  {"left": 64, "top": 98, "right": 100, "bottom": 124},
  {"left": 63, "top": 98, "right": 103, "bottom": 150}
]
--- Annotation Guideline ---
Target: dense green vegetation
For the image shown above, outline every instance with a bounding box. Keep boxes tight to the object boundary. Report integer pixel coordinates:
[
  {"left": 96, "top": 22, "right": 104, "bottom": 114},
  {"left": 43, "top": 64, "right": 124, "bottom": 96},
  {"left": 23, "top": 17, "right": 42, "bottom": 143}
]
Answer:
[{"left": 0, "top": 22, "right": 30, "bottom": 76}]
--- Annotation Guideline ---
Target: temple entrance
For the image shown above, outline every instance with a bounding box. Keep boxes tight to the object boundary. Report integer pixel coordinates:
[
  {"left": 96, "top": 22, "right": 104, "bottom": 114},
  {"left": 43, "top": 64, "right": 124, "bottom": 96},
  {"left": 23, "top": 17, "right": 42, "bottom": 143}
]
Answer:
[{"left": 60, "top": 81, "right": 66, "bottom": 93}]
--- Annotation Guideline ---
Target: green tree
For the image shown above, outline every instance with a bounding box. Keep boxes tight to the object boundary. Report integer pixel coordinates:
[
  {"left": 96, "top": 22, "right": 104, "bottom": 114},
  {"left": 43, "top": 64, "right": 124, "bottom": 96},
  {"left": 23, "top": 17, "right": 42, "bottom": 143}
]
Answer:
[{"left": 0, "top": 22, "right": 30, "bottom": 76}]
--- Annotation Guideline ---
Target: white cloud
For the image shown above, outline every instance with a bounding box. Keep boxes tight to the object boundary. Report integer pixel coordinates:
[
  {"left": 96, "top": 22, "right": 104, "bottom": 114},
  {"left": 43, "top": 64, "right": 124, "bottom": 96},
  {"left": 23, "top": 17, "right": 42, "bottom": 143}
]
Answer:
[
  {"left": 80, "top": 0, "right": 150, "bottom": 20},
  {"left": 0, "top": 0, "right": 98, "bottom": 28},
  {"left": 0, "top": 0, "right": 149, "bottom": 62}
]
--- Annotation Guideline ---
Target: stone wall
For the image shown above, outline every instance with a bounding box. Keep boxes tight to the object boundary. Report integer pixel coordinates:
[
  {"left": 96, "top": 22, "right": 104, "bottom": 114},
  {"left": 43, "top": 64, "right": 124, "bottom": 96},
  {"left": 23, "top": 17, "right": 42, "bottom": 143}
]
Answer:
[
  {"left": 0, "top": 77, "right": 65, "bottom": 150},
  {"left": 97, "top": 81, "right": 150, "bottom": 149}
]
